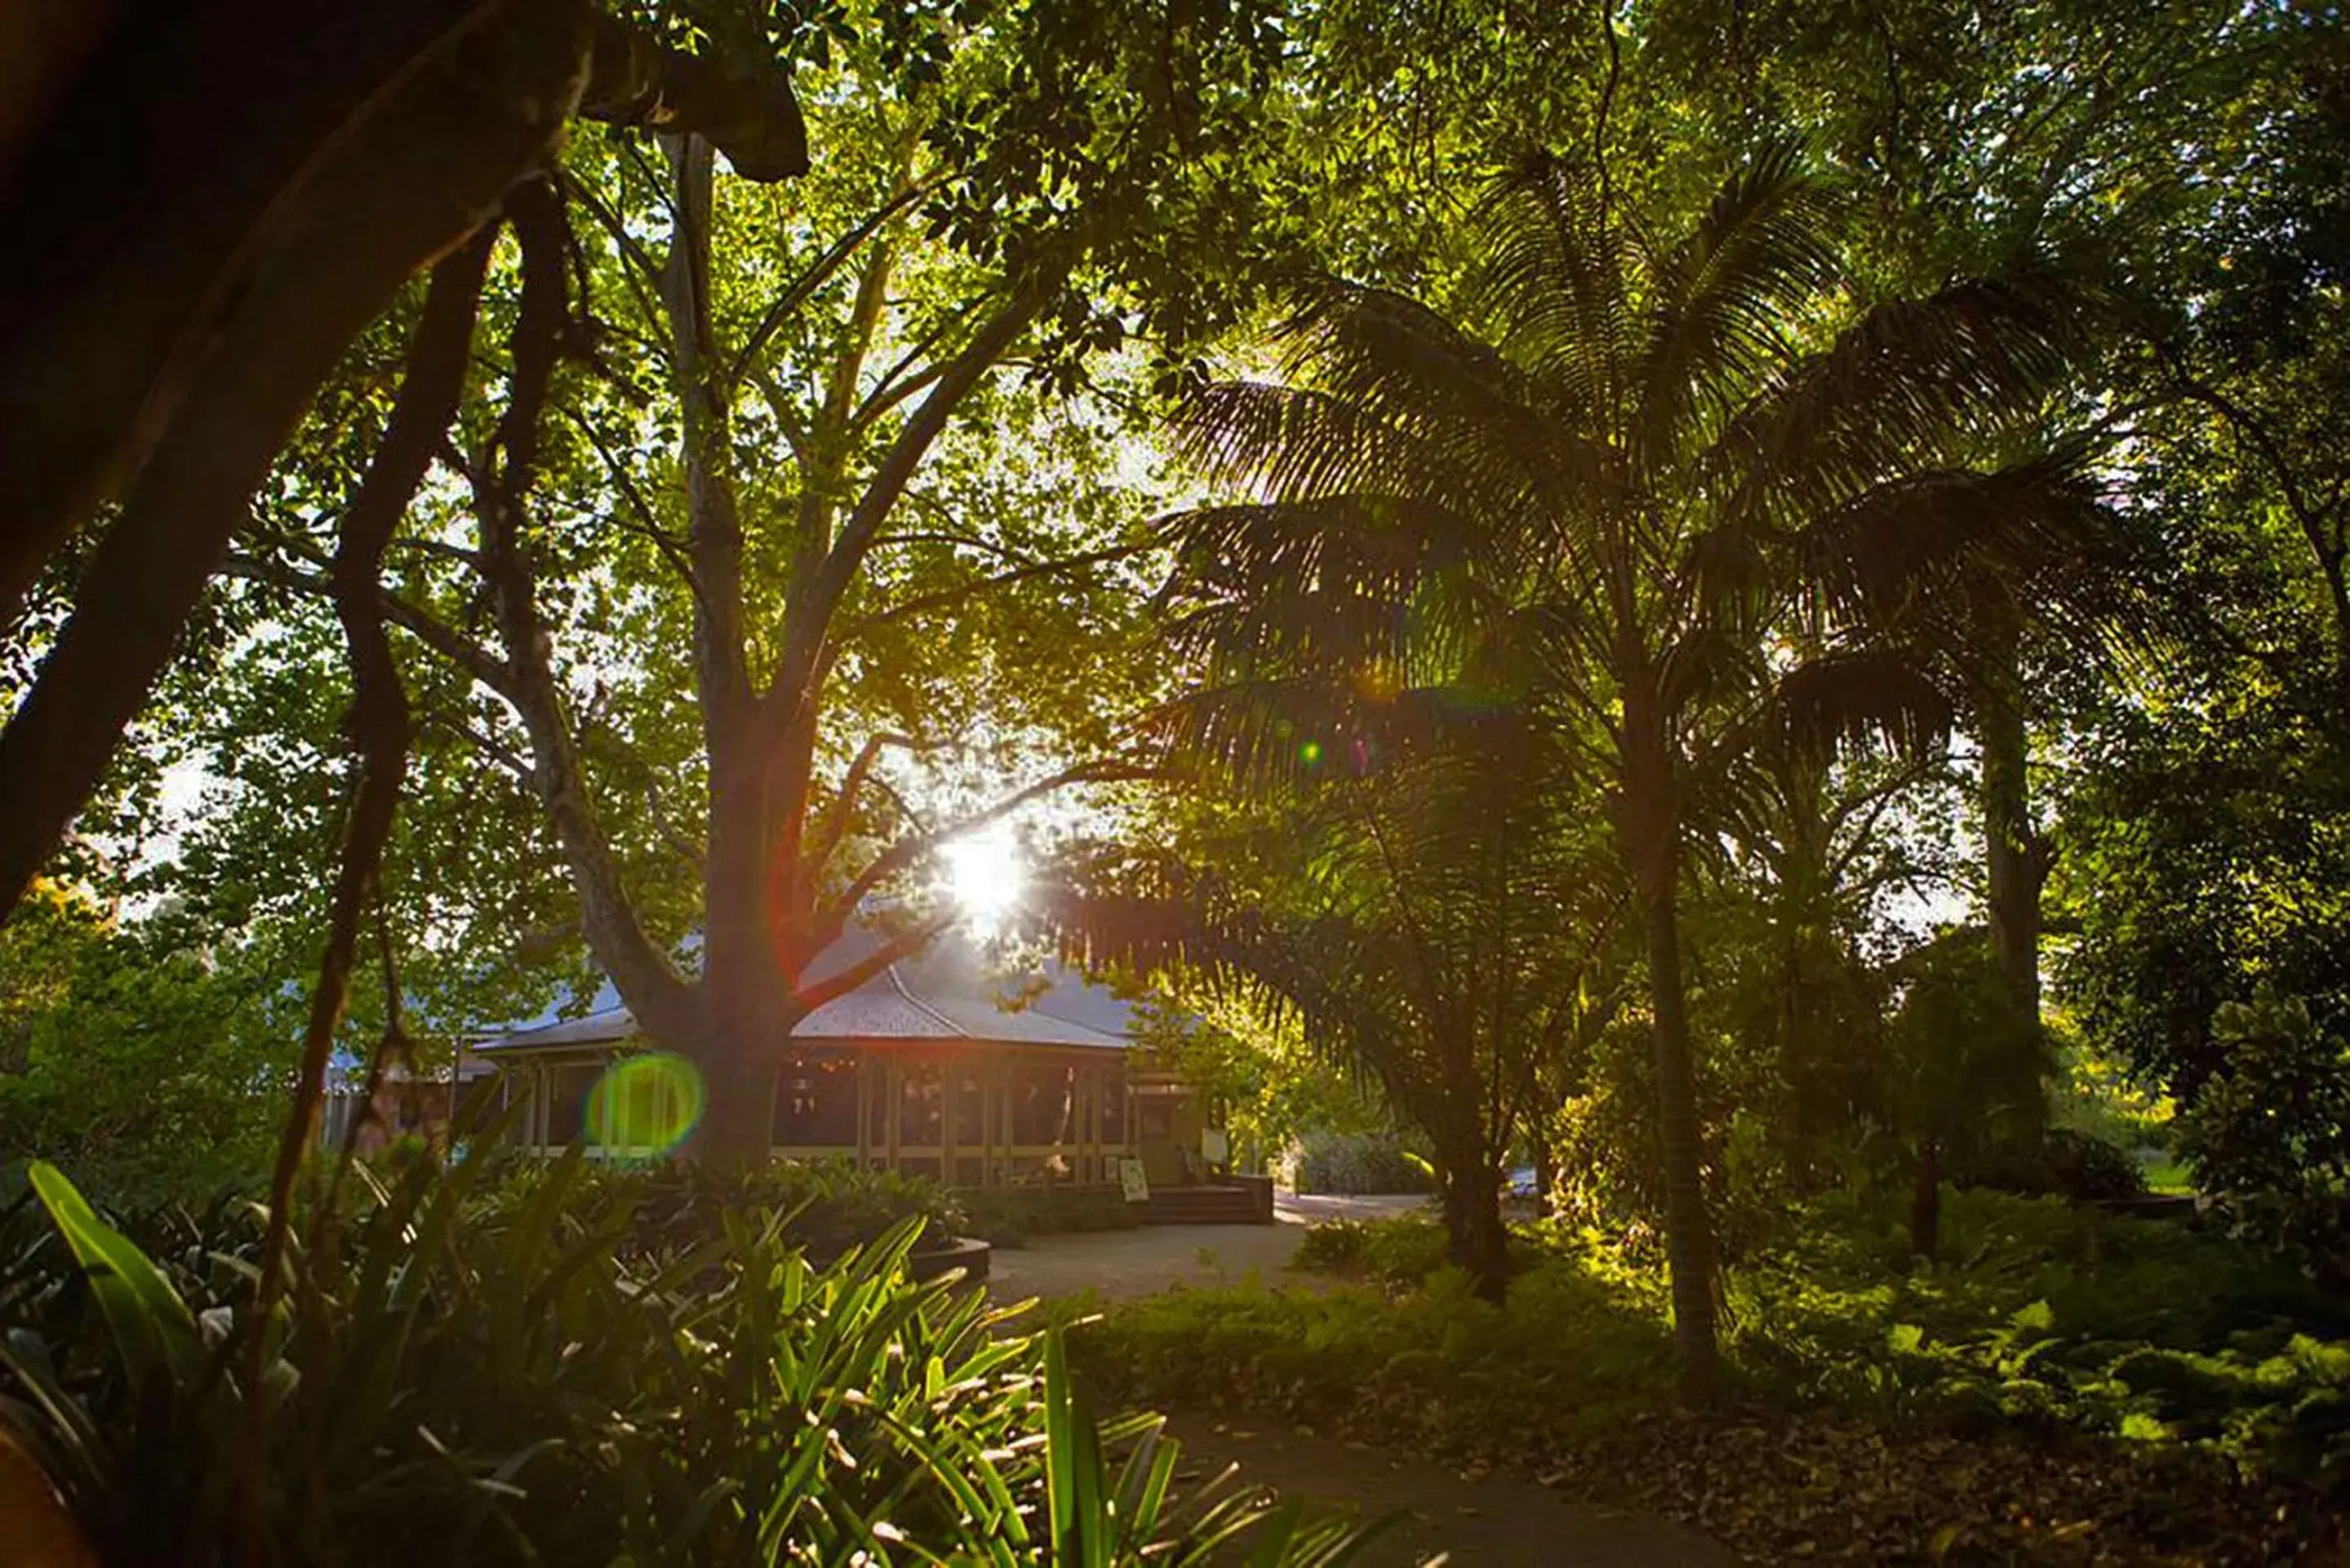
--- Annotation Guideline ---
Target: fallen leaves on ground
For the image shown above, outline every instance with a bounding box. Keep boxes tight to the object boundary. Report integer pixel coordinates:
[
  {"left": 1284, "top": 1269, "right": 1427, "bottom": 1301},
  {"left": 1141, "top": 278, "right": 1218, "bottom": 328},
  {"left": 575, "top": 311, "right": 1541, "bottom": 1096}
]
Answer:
[{"left": 1310, "top": 1399, "right": 2343, "bottom": 1565}]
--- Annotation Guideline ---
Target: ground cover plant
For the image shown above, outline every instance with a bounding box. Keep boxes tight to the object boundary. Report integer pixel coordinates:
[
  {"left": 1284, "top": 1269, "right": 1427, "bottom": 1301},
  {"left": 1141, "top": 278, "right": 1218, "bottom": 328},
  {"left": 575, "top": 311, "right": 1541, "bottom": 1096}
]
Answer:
[
  {"left": 959, "top": 1183, "right": 1143, "bottom": 1247},
  {"left": 0, "top": 1155, "right": 1378, "bottom": 1566},
  {"left": 1072, "top": 1199, "right": 2350, "bottom": 1562}
]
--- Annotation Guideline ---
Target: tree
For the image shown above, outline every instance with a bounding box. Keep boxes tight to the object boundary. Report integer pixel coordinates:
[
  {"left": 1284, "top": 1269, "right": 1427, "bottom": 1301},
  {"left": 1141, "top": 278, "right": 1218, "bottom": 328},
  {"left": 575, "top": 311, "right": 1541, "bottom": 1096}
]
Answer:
[
  {"left": 222, "top": 0, "right": 1295, "bottom": 1163},
  {"left": 1054, "top": 716, "right": 1627, "bottom": 1300},
  {"left": 1159, "top": 138, "right": 2098, "bottom": 1400},
  {"left": 0, "top": 1, "right": 814, "bottom": 919}
]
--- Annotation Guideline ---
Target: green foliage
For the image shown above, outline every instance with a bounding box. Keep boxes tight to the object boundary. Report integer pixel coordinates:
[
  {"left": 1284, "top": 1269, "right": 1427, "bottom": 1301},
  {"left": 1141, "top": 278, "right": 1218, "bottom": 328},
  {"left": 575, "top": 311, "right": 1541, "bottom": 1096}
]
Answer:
[
  {"left": 0, "top": 894, "right": 283, "bottom": 1206},
  {"left": 957, "top": 1183, "right": 1140, "bottom": 1248},
  {"left": 0, "top": 1157, "right": 1378, "bottom": 1566},
  {"left": 1952, "top": 1127, "right": 2148, "bottom": 1205},
  {"left": 1885, "top": 931, "right": 2055, "bottom": 1160},
  {"left": 1072, "top": 1255, "right": 1678, "bottom": 1452},
  {"left": 1128, "top": 996, "right": 1381, "bottom": 1176},
  {"left": 2173, "top": 984, "right": 2350, "bottom": 1277},
  {"left": 1734, "top": 1188, "right": 2350, "bottom": 1492},
  {"left": 1286, "top": 1131, "right": 1433, "bottom": 1197},
  {"left": 1081, "top": 1195, "right": 2350, "bottom": 1506},
  {"left": 1290, "top": 1215, "right": 1452, "bottom": 1285},
  {"left": 572, "top": 1155, "right": 970, "bottom": 1260}
]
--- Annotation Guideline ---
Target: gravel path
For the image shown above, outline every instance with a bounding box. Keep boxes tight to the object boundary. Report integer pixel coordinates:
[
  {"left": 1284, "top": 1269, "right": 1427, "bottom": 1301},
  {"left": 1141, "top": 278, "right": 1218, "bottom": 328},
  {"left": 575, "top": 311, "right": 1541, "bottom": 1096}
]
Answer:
[{"left": 984, "top": 1193, "right": 1427, "bottom": 1304}]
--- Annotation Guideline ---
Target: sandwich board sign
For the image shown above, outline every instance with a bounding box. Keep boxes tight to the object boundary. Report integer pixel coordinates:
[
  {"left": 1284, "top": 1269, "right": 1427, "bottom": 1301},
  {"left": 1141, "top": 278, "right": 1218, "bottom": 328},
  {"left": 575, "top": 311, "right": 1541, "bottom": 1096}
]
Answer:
[{"left": 1118, "top": 1156, "right": 1151, "bottom": 1203}]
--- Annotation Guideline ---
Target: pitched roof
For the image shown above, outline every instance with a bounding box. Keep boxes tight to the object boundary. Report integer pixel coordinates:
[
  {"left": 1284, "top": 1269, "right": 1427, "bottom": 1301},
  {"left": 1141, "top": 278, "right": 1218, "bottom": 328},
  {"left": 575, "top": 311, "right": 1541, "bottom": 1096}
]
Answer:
[{"left": 474, "top": 926, "right": 1133, "bottom": 1054}]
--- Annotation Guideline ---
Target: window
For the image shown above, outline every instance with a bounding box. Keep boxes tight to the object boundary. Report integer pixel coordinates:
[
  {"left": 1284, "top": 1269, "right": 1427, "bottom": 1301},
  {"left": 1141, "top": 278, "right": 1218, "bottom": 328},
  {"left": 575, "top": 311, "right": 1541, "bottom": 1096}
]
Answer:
[
  {"left": 772, "top": 1048, "right": 859, "bottom": 1148},
  {"left": 547, "top": 1064, "right": 599, "bottom": 1148},
  {"left": 953, "top": 1064, "right": 987, "bottom": 1145},
  {"left": 1011, "top": 1063, "right": 1075, "bottom": 1146},
  {"left": 900, "top": 1059, "right": 943, "bottom": 1146},
  {"left": 1099, "top": 1063, "right": 1127, "bottom": 1146}
]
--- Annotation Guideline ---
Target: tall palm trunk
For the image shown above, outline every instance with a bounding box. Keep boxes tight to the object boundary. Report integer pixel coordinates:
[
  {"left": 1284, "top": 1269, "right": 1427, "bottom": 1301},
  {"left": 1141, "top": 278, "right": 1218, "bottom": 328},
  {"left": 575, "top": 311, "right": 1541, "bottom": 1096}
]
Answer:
[
  {"left": 1625, "top": 694, "right": 1721, "bottom": 1406},
  {"left": 1979, "top": 633, "right": 2046, "bottom": 1028},
  {"left": 1437, "top": 1151, "right": 1509, "bottom": 1303},
  {"left": 1639, "top": 865, "right": 1723, "bottom": 1403}
]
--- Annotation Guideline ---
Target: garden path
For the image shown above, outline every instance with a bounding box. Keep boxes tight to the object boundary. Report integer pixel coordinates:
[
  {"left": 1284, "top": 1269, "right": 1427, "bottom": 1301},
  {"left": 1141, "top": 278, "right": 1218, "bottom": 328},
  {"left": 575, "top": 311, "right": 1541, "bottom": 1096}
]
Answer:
[{"left": 984, "top": 1193, "right": 1428, "bottom": 1304}]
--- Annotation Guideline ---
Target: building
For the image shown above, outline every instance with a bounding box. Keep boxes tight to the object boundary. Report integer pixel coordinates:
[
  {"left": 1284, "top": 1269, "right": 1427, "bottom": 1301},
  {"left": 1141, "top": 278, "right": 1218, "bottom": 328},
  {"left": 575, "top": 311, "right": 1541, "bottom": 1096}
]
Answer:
[{"left": 473, "top": 926, "right": 1220, "bottom": 1191}]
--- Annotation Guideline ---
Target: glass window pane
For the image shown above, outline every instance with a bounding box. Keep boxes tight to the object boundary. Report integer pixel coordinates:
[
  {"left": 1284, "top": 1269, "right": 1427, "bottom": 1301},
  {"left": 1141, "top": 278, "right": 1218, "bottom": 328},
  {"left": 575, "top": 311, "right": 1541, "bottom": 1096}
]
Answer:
[
  {"left": 953, "top": 1063, "right": 986, "bottom": 1145},
  {"left": 1012, "top": 1063, "right": 1075, "bottom": 1146},
  {"left": 549, "top": 1064, "right": 598, "bottom": 1148},
  {"left": 900, "top": 1059, "right": 943, "bottom": 1146},
  {"left": 1099, "top": 1063, "right": 1126, "bottom": 1144},
  {"left": 773, "top": 1048, "right": 859, "bottom": 1146}
]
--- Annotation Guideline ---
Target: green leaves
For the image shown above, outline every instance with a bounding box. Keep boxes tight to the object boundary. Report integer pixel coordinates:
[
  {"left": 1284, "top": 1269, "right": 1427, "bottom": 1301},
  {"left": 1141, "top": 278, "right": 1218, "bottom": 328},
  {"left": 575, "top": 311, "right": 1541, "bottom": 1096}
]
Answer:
[
  {"left": 26, "top": 1162, "right": 201, "bottom": 1388},
  {"left": 0, "top": 1155, "right": 1379, "bottom": 1566}
]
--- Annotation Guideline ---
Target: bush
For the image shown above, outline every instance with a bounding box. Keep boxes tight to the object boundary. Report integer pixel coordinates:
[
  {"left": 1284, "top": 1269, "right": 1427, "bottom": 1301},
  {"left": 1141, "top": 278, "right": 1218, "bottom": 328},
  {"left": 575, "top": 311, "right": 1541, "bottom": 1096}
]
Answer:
[
  {"left": 1955, "top": 1127, "right": 2150, "bottom": 1203},
  {"left": 0, "top": 1156, "right": 1375, "bottom": 1566},
  {"left": 2174, "top": 984, "right": 2350, "bottom": 1277},
  {"left": 1291, "top": 1215, "right": 1453, "bottom": 1285},
  {"left": 1287, "top": 1131, "right": 1433, "bottom": 1196},
  {"left": 960, "top": 1183, "right": 1141, "bottom": 1246},
  {"left": 1731, "top": 1187, "right": 2350, "bottom": 1489},
  {"left": 1078, "top": 1187, "right": 2350, "bottom": 1503},
  {"left": 510, "top": 1154, "right": 969, "bottom": 1259}
]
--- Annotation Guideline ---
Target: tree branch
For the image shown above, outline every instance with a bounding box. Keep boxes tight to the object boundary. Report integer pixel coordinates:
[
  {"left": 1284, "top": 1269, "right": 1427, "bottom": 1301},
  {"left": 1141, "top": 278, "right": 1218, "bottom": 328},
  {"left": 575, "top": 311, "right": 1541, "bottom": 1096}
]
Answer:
[
  {"left": 815, "top": 760, "right": 1155, "bottom": 944},
  {"left": 789, "top": 909, "right": 960, "bottom": 1014},
  {"left": 727, "top": 176, "right": 933, "bottom": 387},
  {"left": 767, "top": 269, "right": 1067, "bottom": 721},
  {"left": 249, "top": 221, "right": 491, "bottom": 1532},
  {"left": 476, "top": 176, "right": 693, "bottom": 1037},
  {"left": 807, "top": 731, "right": 926, "bottom": 880},
  {"left": 219, "top": 553, "right": 515, "bottom": 697},
  {"left": 846, "top": 540, "right": 1153, "bottom": 635}
]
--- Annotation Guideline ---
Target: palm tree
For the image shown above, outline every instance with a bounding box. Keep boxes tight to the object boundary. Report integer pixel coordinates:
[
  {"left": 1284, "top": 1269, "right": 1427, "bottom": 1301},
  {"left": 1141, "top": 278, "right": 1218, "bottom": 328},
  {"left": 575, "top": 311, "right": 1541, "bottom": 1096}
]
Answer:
[
  {"left": 1161, "top": 141, "right": 2102, "bottom": 1401},
  {"left": 1055, "top": 712, "right": 1628, "bottom": 1301}
]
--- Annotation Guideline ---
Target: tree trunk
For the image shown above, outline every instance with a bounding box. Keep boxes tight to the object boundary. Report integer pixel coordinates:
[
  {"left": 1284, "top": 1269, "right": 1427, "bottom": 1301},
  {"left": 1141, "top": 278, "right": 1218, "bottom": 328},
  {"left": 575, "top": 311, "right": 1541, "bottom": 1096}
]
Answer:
[
  {"left": 1624, "top": 692, "right": 1721, "bottom": 1406},
  {"left": 693, "top": 752, "right": 789, "bottom": 1166},
  {"left": 1437, "top": 1154, "right": 1508, "bottom": 1303},
  {"left": 1979, "top": 639, "right": 2047, "bottom": 1029},
  {"left": 0, "top": 2, "right": 596, "bottom": 918},
  {"left": 1640, "top": 866, "right": 1723, "bottom": 1404},
  {"left": 1909, "top": 1135, "right": 1941, "bottom": 1261}
]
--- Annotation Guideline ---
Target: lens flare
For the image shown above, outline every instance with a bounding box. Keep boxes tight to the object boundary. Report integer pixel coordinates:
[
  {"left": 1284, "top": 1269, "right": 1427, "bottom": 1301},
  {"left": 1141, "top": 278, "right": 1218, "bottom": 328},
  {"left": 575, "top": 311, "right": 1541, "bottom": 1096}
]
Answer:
[{"left": 587, "top": 1052, "right": 704, "bottom": 1156}]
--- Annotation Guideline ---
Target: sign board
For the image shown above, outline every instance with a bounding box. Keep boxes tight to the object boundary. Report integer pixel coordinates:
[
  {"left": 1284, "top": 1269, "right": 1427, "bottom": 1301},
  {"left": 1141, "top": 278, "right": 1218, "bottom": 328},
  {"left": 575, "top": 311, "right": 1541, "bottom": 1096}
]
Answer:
[
  {"left": 1118, "top": 1156, "right": 1151, "bottom": 1203},
  {"left": 1199, "top": 1128, "right": 1229, "bottom": 1167}
]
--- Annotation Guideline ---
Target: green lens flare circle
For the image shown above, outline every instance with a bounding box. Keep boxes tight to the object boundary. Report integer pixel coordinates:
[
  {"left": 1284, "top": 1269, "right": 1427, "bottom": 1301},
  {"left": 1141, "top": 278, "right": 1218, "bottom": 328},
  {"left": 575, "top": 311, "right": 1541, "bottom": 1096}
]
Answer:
[{"left": 586, "top": 1052, "right": 704, "bottom": 1155}]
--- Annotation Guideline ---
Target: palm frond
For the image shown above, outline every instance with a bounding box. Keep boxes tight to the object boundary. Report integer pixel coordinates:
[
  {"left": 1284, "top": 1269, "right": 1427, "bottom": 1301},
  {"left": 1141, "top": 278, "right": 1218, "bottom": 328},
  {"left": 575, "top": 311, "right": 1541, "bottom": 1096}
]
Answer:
[
  {"left": 1635, "top": 140, "right": 1839, "bottom": 468},
  {"left": 1471, "top": 150, "right": 1637, "bottom": 436},
  {"left": 1712, "top": 255, "right": 2095, "bottom": 520},
  {"left": 1758, "top": 648, "right": 1957, "bottom": 765}
]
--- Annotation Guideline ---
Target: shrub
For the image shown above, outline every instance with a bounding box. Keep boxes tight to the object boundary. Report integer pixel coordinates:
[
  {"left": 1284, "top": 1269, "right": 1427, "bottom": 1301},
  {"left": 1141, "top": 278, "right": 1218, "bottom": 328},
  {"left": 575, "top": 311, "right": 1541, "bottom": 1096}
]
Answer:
[
  {"left": 1291, "top": 1215, "right": 1452, "bottom": 1285},
  {"left": 2174, "top": 984, "right": 2350, "bottom": 1277},
  {"left": 1730, "top": 1187, "right": 2350, "bottom": 1489},
  {"left": 1072, "top": 1259, "right": 1677, "bottom": 1451},
  {"left": 0, "top": 1157, "right": 1379, "bottom": 1565},
  {"left": 1955, "top": 1127, "right": 2150, "bottom": 1203},
  {"left": 514, "top": 1154, "right": 969, "bottom": 1259},
  {"left": 960, "top": 1183, "right": 1141, "bottom": 1246},
  {"left": 1080, "top": 1187, "right": 2350, "bottom": 1501},
  {"left": 1287, "top": 1131, "right": 1433, "bottom": 1196}
]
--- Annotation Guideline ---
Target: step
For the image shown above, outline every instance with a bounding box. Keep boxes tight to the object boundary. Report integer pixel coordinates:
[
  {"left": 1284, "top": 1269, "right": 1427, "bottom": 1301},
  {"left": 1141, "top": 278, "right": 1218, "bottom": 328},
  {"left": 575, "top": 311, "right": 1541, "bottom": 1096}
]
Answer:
[{"left": 1139, "top": 1180, "right": 1273, "bottom": 1225}]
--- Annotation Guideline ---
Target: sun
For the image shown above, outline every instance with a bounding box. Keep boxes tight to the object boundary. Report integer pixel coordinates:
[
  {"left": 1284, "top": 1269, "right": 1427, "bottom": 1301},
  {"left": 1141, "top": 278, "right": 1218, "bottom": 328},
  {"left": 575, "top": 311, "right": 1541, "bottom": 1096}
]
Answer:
[{"left": 941, "top": 820, "right": 1024, "bottom": 925}]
